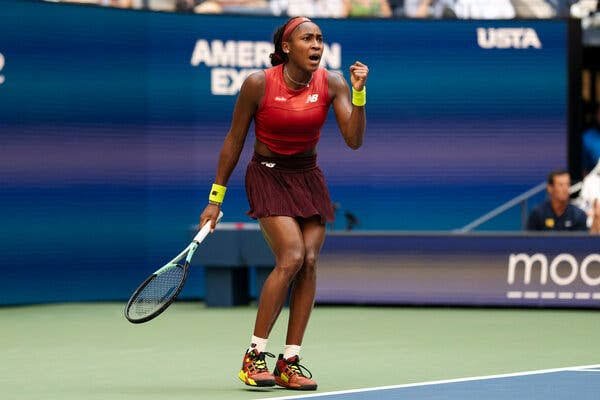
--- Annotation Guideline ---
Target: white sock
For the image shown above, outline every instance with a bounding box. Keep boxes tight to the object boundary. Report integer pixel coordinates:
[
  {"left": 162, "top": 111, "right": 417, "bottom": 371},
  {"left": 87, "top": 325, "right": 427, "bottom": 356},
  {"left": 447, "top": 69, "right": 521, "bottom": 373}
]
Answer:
[
  {"left": 249, "top": 335, "right": 268, "bottom": 354},
  {"left": 283, "top": 344, "right": 301, "bottom": 359}
]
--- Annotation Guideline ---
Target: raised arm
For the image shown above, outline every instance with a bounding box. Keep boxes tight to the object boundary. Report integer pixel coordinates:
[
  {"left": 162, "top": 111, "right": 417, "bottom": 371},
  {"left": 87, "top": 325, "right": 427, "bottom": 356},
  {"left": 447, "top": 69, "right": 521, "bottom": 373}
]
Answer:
[
  {"left": 200, "top": 71, "right": 265, "bottom": 229},
  {"left": 329, "top": 61, "right": 369, "bottom": 150}
]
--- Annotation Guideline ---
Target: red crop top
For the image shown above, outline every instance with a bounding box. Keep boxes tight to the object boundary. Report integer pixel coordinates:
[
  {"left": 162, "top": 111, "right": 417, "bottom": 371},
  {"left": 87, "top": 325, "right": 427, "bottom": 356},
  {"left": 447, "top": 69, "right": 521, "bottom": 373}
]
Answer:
[{"left": 254, "top": 64, "right": 331, "bottom": 155}]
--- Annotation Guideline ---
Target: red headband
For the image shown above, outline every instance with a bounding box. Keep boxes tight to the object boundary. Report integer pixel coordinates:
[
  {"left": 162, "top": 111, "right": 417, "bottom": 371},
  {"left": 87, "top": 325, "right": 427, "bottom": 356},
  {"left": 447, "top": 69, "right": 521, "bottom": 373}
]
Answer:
[{"left": 282, "top": 17, "right": 312, "bottom": 43}]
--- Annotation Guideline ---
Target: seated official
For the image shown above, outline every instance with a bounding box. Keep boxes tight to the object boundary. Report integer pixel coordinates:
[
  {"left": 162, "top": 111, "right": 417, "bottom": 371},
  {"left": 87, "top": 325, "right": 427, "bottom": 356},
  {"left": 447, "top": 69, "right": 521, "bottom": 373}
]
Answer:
[{"left": 527, "top": 170, "right": 587, "bottom": 231}]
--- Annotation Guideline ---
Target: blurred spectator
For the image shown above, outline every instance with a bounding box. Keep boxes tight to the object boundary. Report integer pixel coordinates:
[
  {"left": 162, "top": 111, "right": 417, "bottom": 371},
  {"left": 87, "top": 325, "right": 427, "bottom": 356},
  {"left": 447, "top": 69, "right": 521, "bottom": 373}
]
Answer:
[
  {"left": 526, "top": 170, "right": 588, "bottom": 231},
  {"left": 387, "top": 0, "right": 405, "bottom": 16},
  {"left": 547, "top": 0, "right": 580, "bottom": 17},
  {"left": 581, "top": 104, "right": 600, "bottom": 176},
  {"left": 269, "top": 0, "right": 348, "bottom": 18},
  {"left": 511, "top": 0, "right": 556, "bottom": 18},
  {"left": 45, "top": 0, "right": 599, "bottom": 19},
  {"left": 404, "top": 0, "right": 515, "bottom": 19},
  {"left": 50, "top": 0, "right": 134, "bottom": 6},
  {"left": 194, "top": 0, "right": 223, "bottom": 12},
  {"left": 175, "top": 0, "right": 198, "bottom": 11},
  {"left": 345, "top": 0, "right": 393, "bottom": 17},
  {"left": 404, "top": 0, "right": 452, "bottom": 17},
  {"left": 570, "top": 0, "right": 598, "bottom": 18},
  {"left": 99, "top": 0, "right": 134, "bottom": 7},
  {"left": 454, "top": 0, "right": 515, "bottom": 18},
  {"left": 222, "top": 0, "right": 380, "bottom": 17},
  {"left": 574, "top": 1, "right": 600, "bottom": 45},
  {"left": 195, "top": 0, "right": 269, "bottom": 13}
]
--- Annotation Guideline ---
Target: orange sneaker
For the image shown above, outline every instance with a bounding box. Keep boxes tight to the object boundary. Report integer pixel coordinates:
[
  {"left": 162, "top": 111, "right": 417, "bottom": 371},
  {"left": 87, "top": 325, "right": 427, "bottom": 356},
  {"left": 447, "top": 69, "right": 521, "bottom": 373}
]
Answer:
[
  {"left": 238, "top": 349, "right": 276, "bottom": 387},
  {"left": 274, "top": 354, "right": 317, "bottom": 391}
]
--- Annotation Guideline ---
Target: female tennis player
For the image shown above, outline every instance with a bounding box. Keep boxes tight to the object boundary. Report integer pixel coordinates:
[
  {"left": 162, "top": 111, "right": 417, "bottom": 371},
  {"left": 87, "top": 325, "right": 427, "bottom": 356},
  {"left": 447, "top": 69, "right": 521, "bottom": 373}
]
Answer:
[{"left": 200, "top": 16, "right": 368, "bottom": 391}]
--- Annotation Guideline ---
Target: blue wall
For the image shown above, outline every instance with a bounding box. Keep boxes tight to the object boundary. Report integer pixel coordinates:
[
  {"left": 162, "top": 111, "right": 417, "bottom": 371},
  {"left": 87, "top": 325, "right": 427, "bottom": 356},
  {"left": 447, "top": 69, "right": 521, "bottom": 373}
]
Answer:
[{"left": 0, "top": 1, "right": 573, "bottom": 303}]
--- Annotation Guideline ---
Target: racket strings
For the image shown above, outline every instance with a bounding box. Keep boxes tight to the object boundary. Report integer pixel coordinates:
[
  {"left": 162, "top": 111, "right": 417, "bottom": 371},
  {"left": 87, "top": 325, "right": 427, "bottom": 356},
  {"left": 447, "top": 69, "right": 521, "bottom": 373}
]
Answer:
[{"left": 128, "top": 265, "right": 186, "bottom": 319}]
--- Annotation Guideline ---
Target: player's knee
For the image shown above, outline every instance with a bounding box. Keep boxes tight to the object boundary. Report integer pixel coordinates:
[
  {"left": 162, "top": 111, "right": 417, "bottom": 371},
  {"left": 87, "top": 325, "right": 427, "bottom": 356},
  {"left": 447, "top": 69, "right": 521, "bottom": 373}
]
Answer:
[
  {"left": 276, "top": 249, "right": 305, "bottom": 279},
  {"left": 303, "top": 252, "right": 318, "bottom": 272},
  {"left": 295, "top": 252, "right": 318, "bottom": 281}
]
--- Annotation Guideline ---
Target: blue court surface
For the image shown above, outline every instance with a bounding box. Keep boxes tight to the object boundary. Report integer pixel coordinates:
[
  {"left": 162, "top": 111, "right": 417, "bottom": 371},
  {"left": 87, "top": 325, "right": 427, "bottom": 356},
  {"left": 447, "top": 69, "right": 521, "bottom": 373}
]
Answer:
[{"left": 261, "top": 365, "right": 600, "bottom": 400}]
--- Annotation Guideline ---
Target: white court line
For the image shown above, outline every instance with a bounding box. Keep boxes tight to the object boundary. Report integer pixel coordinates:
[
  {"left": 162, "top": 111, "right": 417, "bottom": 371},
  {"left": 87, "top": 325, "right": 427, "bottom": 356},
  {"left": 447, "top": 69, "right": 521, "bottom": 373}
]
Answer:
[
  {"left": 507, "top": 291, "right": 600, "bottom": 301},
  {"left": 571, "top": 368, "right": 600, "bottom": 372},
  {"left": 258, "top": 364, "right": 600, "bottom": 400}
]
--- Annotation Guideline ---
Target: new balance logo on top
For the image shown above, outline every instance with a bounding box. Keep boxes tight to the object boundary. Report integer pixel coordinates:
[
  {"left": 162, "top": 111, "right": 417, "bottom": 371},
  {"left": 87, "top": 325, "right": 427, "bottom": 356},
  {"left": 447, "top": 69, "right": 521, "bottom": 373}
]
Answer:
[
  {"left": 275, "top": 96, "right": 286, "bottom": 102},
  {"left": 306, "top": 94, "right": 319, "bottom": 103}
]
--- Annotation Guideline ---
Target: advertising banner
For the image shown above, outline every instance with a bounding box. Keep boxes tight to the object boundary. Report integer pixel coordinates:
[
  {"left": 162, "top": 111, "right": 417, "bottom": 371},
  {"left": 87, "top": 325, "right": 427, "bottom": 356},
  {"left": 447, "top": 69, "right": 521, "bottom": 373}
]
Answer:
[
  {"left": 0, "top": 1, "right": 578, "bottom": 304},
  {"left": 317, "top": 233, "right": 600, "bottom": 308}
]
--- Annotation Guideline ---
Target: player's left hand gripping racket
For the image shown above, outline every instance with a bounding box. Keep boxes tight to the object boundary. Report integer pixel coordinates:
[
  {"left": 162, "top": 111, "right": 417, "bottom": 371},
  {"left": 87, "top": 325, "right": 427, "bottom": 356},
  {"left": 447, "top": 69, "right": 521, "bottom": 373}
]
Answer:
[{"left": 125, "top": 211, "right": 223, "bottom": 324}]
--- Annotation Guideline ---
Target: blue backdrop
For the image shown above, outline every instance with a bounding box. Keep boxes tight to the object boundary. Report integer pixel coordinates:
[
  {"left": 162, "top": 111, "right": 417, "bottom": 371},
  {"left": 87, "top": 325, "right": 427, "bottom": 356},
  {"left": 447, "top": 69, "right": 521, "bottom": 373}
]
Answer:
[{"left": 0, "top": 1, "right": 573, "bottom": 303}]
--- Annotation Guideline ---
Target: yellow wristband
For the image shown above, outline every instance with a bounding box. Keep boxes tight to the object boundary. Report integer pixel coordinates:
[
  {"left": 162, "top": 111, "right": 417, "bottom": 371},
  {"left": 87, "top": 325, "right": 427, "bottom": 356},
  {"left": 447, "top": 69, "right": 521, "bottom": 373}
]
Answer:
[
  {"left": 352, "top": 87, "right": 366, "bottom": 107},
  {"left": 209, "top": 183, "right": 227, "bottom": 204}
]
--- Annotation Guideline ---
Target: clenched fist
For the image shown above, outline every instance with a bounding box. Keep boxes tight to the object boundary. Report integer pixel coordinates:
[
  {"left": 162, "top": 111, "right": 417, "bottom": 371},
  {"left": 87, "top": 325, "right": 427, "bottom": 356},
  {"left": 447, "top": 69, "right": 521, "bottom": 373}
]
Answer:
[{"left": 349, "top": 61, "right": 369, "bottom": 91}]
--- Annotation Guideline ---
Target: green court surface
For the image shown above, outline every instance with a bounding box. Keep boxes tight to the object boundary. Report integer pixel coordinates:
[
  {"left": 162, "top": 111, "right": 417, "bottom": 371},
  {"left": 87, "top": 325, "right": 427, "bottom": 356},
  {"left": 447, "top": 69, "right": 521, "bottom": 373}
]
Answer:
[{"left": 1, "top": 303, "right": 598, "bottom": 400}]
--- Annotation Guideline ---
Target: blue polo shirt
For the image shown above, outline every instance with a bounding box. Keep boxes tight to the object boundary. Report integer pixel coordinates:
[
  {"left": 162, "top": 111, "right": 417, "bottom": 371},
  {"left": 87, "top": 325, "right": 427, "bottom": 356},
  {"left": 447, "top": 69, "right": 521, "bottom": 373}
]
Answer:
[{"left": 526, "top": 201, "right": 587, "bottom": 231}]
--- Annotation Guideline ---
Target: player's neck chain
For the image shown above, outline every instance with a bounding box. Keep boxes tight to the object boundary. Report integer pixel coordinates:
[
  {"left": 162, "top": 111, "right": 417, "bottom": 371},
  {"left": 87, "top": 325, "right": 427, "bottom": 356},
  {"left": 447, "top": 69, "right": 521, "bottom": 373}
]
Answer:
[{"left": 284, "top": 65, "right": 312, "bottom": 88}]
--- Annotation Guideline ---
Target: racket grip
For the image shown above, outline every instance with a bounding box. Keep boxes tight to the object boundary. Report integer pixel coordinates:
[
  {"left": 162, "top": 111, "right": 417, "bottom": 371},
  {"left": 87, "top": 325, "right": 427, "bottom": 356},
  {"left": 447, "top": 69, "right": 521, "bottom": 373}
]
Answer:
[{"left": 193, "top": 211, "right": 223, "bottom": 243}]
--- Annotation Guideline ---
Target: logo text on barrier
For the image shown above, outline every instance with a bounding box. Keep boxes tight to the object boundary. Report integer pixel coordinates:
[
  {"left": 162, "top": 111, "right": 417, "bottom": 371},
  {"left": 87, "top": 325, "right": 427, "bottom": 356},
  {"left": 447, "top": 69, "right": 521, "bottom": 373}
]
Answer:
[
  {"left": 477, "top": 28, "right": 542, "bottom": 49},
  {"left": 507, "top": 253, "right": 600, "bottom": 286}
]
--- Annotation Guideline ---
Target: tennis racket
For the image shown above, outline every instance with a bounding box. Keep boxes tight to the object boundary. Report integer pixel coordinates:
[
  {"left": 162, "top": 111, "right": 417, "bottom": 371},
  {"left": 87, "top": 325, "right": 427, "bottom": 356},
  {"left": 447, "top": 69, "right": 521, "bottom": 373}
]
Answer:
[{"left": 124, "top": 211, "right": 223, "bottom": 324}]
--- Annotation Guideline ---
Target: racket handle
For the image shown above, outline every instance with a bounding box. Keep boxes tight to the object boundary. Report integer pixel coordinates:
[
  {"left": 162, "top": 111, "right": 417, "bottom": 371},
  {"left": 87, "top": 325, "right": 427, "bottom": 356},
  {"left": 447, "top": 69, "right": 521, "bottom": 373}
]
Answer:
[{"left": 193, "top": 211, "right": 223, "bottom": 243}]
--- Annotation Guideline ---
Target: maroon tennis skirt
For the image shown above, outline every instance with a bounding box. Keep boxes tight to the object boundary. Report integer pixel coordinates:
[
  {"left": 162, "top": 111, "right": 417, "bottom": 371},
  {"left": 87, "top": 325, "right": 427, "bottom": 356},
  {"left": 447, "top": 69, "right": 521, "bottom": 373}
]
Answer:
[{"left": 245, "top": 152, "right": 335, "bottom": 223}]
